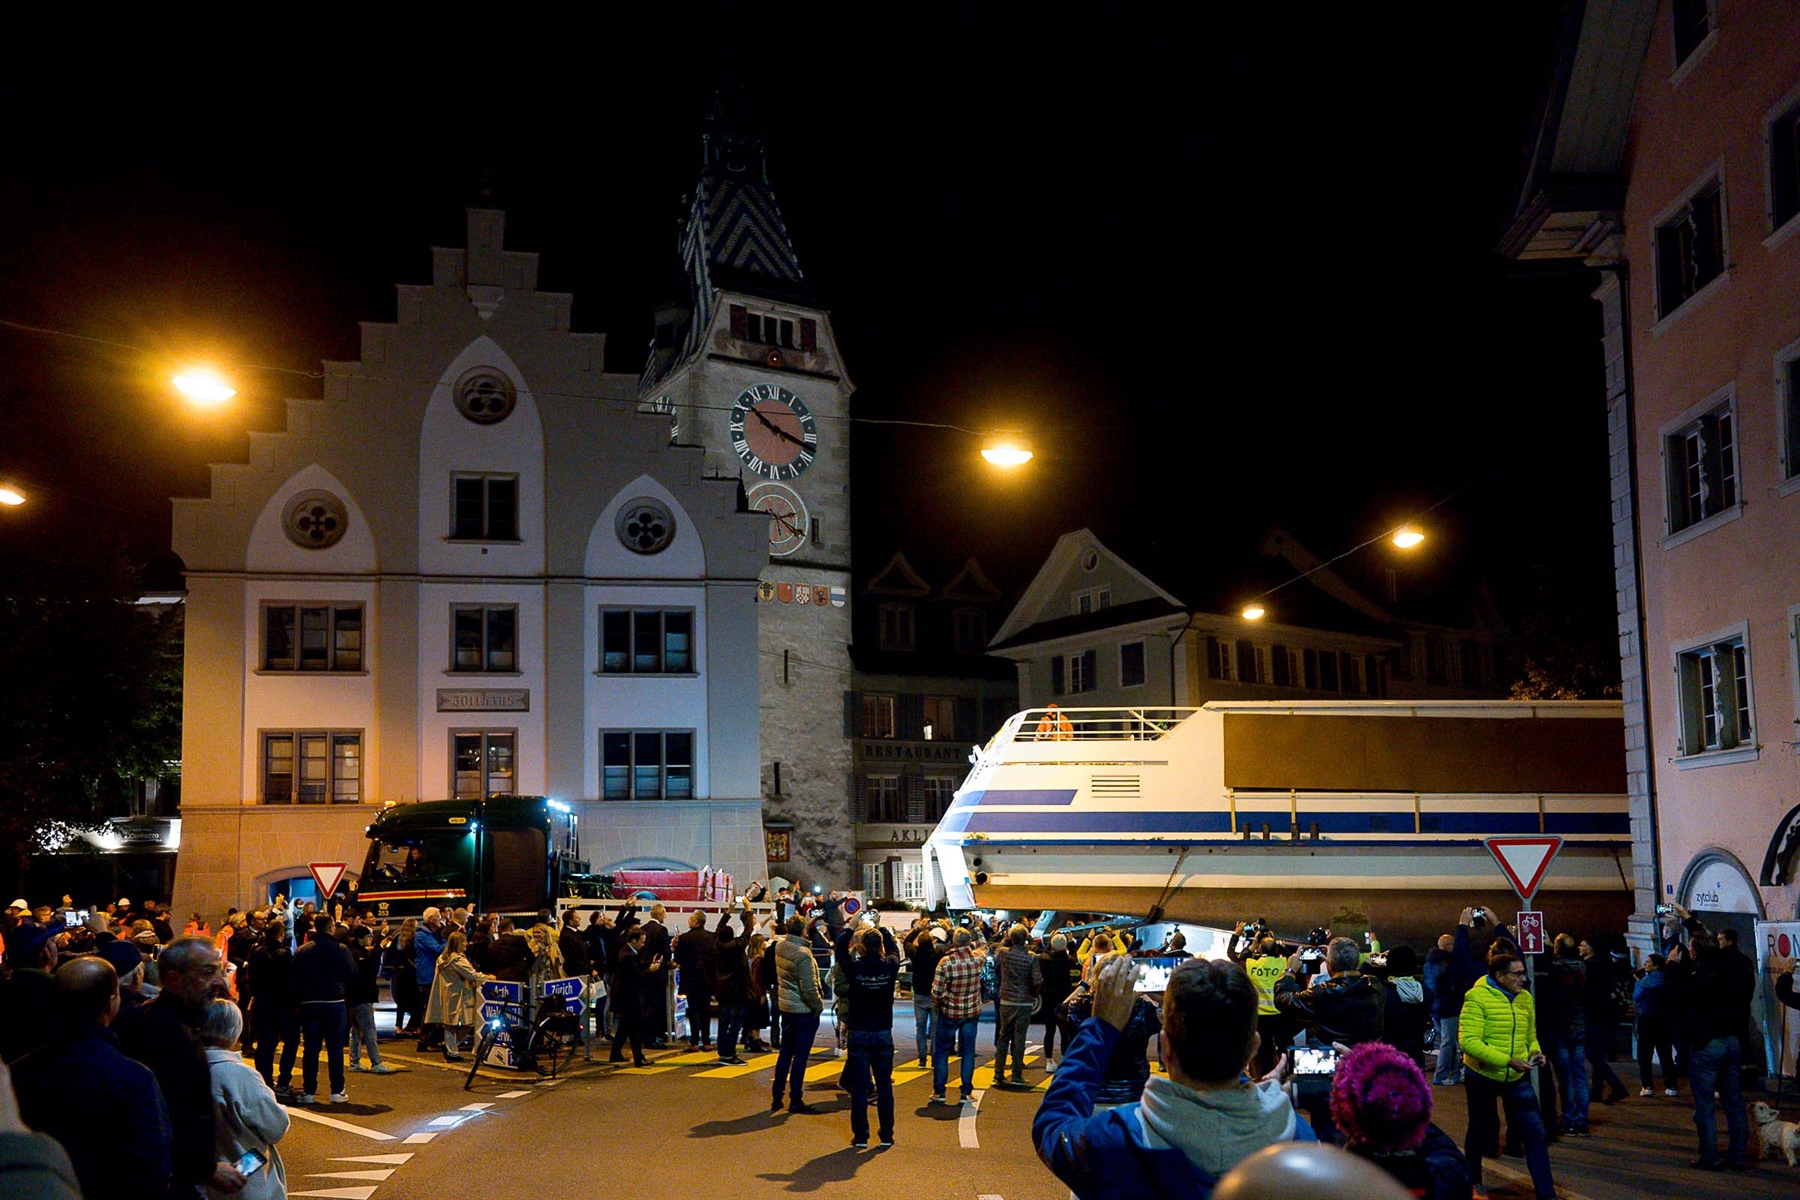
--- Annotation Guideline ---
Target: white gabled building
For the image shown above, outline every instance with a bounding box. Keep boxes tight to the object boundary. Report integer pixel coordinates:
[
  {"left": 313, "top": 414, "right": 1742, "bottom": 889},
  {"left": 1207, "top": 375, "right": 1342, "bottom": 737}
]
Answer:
[{"left": 170, "top": 208, "right": 772, "bottom": 919}]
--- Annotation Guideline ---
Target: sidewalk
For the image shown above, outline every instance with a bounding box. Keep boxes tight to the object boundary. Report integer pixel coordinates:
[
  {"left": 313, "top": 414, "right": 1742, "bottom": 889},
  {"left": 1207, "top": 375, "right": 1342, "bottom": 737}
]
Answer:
[{"left": 1427, "top": 1064, "right": 1799, "bottom": 1199}]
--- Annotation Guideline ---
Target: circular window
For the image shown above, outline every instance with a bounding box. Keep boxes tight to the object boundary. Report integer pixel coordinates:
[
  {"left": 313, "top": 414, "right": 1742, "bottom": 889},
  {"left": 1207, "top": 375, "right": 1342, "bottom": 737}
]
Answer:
[
  {"left": 454, "top": 368, "right": 517, "bottom": 425},
  {"left": 1081, "top": 549, "right": 1100, "bottom": 572},
  {"left": 284, "top": 490, "right": 349, "bottom": 550},
  {"left": 616, "top": 498, "right": 676, "bottom": 555}
]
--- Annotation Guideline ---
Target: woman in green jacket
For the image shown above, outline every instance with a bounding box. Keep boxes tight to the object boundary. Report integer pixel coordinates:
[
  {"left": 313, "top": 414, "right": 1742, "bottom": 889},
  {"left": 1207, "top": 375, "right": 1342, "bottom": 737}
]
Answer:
[{"left": 1459, "top": 953, "right": 1555, "bottom": 1200}]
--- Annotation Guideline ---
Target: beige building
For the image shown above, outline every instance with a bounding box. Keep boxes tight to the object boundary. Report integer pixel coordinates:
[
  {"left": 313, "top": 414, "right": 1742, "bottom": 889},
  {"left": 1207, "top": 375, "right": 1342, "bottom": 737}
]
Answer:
[{"left": 1503, "top": 0, "right": 1800, "bottom": 956}]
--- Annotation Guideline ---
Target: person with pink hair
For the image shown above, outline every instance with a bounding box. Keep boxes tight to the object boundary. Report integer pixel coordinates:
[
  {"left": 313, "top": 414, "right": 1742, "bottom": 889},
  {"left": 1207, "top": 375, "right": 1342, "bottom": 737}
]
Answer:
[{"left": 1330, "top": 1041, "right": 1472, "bottom": 1200}]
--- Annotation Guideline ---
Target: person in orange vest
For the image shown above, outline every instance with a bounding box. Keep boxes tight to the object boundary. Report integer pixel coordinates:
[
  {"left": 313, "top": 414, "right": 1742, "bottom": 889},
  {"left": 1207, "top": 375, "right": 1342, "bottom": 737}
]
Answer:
[{"left": 1035, "top": 703, "right": 1074, "bottom": 741}]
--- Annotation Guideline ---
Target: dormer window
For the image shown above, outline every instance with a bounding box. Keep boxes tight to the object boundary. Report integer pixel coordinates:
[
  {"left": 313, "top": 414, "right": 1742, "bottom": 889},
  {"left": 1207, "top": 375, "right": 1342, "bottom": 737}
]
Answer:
[
  {"left": 879, "top": 602, "right": 916, "bottom": 652},
  {"left": 1072, "top": 587, "right": 1111, "bottom": 616}
]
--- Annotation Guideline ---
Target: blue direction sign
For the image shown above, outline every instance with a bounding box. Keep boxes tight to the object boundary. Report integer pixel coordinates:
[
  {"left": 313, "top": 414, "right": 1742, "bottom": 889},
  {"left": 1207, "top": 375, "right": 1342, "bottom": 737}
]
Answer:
[
  {"left": 481, "top": 980, "right": 524, "bottom": 1003},
  {"left": 479, "top": 1001, "right": 521, "bottom": 1023},
  {"left": 540, "top": 976, "right": 585, "bottom": 1015}
]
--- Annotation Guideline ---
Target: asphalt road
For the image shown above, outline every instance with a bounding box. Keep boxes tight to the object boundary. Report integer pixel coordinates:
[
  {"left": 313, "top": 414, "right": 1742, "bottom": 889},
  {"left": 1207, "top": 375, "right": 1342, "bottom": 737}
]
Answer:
[{"left": 274, "top": 1025, "right": 1069, "bottom": 1200}]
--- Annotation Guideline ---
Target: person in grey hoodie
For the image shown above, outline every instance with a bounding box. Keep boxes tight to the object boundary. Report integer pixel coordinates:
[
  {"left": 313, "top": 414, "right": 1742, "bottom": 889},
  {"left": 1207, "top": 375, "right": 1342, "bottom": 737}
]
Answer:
[{"left": 1034, "top": 955, "right": 1315, "bottom": 1200}]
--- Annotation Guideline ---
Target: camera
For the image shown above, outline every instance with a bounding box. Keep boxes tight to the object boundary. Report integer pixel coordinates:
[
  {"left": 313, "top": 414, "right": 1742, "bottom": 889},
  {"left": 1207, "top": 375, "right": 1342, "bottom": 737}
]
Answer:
[
  {"left": 1654, "top": 903, "right": 1675, "bottom": 916},
  {"left": 1291, "top": 1044, "right": 1341, "bottom": 1096},
  {"left": 1470, "top": 907, "right": 1489, "bottom": 928}
]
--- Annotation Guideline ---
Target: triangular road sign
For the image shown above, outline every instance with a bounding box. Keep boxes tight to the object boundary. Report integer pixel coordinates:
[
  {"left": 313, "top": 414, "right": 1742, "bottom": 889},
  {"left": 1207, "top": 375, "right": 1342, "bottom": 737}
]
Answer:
[
  {"left": 309, "top": 862, "right": 346, "bottom": 899},
  {"left": 1485, "top": 837, "right": 1563, "bottom": 902}
]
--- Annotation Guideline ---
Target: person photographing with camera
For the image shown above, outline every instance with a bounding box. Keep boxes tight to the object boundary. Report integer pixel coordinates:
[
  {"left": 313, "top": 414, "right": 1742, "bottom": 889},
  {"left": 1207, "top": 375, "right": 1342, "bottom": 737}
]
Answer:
[
  {"left": 1273, "top": 936, "right": 1384, "bottom": 1143},
  {"left": 1460, "top": 952, "right": 1555, "bottom": 1200}
]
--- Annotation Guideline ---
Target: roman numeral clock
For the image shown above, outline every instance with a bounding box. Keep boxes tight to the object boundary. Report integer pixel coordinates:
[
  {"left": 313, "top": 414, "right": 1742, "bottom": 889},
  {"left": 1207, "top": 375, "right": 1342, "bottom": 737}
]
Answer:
[{"left": 731, "top": 382, "right": 818, "bottom": 558}]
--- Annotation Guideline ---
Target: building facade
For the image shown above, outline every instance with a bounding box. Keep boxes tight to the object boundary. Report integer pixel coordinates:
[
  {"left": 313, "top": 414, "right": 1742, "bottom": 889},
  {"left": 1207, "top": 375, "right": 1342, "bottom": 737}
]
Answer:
[
  {"left": 170, "top": 208, "right": 772, "bottom": 920},
  {"left": 1503, "top": 0, "right": 1800, "bottom": 951},
  {"left": 990, "top": 530, "right": 1506, "bottom": 711},
  {"left": 846, "top": 554, "right": 1017, "bottom": 902}
]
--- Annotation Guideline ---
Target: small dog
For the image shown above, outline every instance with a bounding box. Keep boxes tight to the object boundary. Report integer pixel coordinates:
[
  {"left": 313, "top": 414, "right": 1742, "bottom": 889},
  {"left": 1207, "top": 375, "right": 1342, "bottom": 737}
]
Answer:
[{"left": 1751, "top": 1101, "right": 1799, "bottom": 1167}]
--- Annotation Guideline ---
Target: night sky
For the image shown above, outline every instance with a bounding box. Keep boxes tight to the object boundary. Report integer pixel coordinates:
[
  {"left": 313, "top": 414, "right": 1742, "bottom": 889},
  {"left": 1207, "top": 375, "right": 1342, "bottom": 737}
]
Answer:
[{"left": 0, "top": 7, "right": 1611, "bottom": 645}]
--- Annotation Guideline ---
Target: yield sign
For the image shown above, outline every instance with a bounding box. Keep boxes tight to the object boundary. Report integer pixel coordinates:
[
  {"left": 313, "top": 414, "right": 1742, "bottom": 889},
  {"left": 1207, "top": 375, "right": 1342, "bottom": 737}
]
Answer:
[
  {"left": 1484, "top": 837, "right": 1563, "bottom": 902},
  {"left": 309, "top": 862, "right": 346, "bottom": 899}
]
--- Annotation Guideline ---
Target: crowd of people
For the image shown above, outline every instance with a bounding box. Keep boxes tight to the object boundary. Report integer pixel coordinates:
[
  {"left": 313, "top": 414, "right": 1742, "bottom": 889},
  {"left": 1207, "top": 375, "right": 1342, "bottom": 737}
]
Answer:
[{"left": 3, "top": 888, "right": 1799, "bottom": 1200}]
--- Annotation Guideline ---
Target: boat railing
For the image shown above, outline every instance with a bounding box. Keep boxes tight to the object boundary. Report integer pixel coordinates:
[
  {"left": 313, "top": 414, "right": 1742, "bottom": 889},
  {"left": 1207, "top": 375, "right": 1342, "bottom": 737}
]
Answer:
[{"left": 991, "top": 706, "right": 1199, "bottom": 747}]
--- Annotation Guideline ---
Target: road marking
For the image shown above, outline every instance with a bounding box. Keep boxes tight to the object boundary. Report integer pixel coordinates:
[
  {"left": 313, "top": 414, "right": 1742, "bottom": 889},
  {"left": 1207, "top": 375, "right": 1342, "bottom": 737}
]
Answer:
[
  {"left": 659, "top": 1050, "right": 721, "bottom": 1066},
  {"left": 958, "top": 1089, "right": 985, "bottom": 1149},
  {"left": 611, "top": 1065, "right": 678, "bottom": 1075},
  {"left": 497, "top": 1090, "right": 531, "bottom": 1099},
  {"left": 290, "top": 1189, "right": 378, "bottom": 1200},
  {"left": 426, "top": 1114, "right": 469, "bottom": 1127},
  {"left": 401, "top": 1132, "right": 437, "bottom": 1145},
  {"left": 303, "top": 1170, "right": 395, "bottom": 1181},
  {"left": 890, "top": 1067, "right": 931, "bottom": 1085},
  {"left": 802, "top": 1059, "right": 846, "bottom": 1083},
  {"left": 691, "top": 1051, "right": 780, "bottom": 1078},
  {"left": 536, "top": 1077, "right": 565, "bottom": 1086},
  {"left": 459, "top": 1102, "right": 494, "bottom": 1112},
  {"left": 330, "top": 1155, "right": 414, "bottom": 1165},
  {"left": 283, "top": 1106, "right": 397, "bottom": 1141}
]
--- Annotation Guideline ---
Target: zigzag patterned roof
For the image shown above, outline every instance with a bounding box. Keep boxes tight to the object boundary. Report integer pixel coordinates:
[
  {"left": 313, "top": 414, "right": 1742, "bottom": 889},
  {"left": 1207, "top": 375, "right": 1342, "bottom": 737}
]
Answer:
[{"left": 641, "top": 106, "right": 813, "bottom": 391}]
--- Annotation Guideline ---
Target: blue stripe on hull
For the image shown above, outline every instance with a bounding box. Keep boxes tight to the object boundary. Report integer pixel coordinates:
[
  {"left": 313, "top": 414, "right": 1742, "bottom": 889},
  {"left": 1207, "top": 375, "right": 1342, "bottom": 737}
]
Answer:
[{"left": 961, "top": 789, "right": 1079, "bottom": 807}]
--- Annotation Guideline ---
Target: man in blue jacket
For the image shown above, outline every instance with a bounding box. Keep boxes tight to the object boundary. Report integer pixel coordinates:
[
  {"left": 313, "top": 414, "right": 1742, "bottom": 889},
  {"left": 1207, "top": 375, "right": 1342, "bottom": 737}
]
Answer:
[
  {"left": 1034, "top": 954, "right": 1315, "bottom": 1199},
  {"left": 413, "top": 908, "right": 447, "bottom": 1052}
]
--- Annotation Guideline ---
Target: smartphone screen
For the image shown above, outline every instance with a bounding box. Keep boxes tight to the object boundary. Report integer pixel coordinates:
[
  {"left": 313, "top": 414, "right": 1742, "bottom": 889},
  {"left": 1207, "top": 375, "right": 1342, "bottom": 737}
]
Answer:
[
  {"left": 1291, "top": 1046, "right": 1340, "bottom": 1076},
  {"left": 233, "top": 1149, "right": 266, "bottom": 1176}
]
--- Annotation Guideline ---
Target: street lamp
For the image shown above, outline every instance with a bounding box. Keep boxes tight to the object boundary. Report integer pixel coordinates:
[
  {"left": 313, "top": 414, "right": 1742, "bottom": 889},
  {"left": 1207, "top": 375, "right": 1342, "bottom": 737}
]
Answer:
[
  {"left": 1391, "top": 525, "right": 1425, "bottom": 549},
  {"left": 1240, "top": 603, "right": 1266, "bottom": 621},
  {"left": 0, "top": 484, "right": 24, "bottom": 506},
  {"left": 171, "top": 368, "right": 236, "bottom": 407},
  {"left": 980, "top": 432, "right": 1033, "bottom": 467}
]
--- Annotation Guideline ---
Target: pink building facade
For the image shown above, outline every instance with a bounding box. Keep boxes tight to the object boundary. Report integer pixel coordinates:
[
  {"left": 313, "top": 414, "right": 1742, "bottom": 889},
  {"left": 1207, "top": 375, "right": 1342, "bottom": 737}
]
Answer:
[{"left": 1506, "top": 0, "right": 1800, "bottom": 957}]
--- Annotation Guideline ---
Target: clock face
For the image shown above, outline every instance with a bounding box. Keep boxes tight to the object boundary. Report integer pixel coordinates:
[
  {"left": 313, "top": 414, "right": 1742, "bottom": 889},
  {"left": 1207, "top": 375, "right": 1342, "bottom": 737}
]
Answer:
[
  {"left": 730, "top": 383, "right": 818, "bottom": 480},
  {"left": 746, "top": 482, "right": 809, "bottom": 557}
]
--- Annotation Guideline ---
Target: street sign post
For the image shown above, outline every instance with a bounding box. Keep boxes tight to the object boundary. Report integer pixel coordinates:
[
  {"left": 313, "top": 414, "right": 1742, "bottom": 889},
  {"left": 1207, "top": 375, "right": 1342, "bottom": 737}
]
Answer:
[
  {"left": 308, "top": 862, "right": 346, "bottom": 902},
  {"left": 541, "top": 976, "right": 585, "bottom": 1016}
]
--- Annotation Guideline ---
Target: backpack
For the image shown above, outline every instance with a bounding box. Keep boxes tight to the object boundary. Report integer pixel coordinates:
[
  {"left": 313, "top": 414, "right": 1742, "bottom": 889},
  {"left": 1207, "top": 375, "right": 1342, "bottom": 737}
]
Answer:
[{"left": 979, "top": 953, "right": 999, "bottom": 1003}]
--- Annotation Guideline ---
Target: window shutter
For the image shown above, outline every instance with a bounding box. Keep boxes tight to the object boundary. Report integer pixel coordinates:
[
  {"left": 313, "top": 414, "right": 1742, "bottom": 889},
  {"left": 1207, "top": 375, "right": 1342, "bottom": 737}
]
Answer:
[
  {"left": 853, "top": 774, "right": 871, "bottom": 823},
  {"left": 898, "top": 694, "right": 925, "bottom": 740},
  {"left": 905, "top": 774, "right": 927, "bottom": 823},
  {"left": 1236, "top": 641, "right": 1255, "bottom": 682},
  {"left": 954, "top": 697, "right": 978, "bottom": 742},
  {"left": 886, "top": 859, "right": 905, "bottom": 899},
  {"left": 798, "top": 317, "right": 817, "bottom": 351},
  {"left": 844, "top": 690, "right": 862, "bottom": 738},
  {"left": 983, "top": 697, "right": 1012, "bottom": 737},
  {"left": 1206, "top": 637, "right": 1222, "bottom": 679},
  {"left": 1051, "top": 655, "right": 1065, "bottom": 695},
  {"left": 730, "top": 304, "right": 748, "bottom": 339},
  {"left": 1082, "top": 649, "right": 1097, "bottom": 689},
  {"left": 1271, "top": 645, "right": 1289, "bottom": 687},
  {"left": 1303, "top": 649, "right": 1317, "bottom": 690}
]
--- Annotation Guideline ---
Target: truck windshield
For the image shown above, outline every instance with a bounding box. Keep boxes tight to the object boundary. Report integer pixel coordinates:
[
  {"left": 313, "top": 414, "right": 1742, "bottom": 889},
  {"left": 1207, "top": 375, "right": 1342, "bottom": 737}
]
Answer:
[{"left": 365, "top": 832, "right": 469, "bottom": 881}]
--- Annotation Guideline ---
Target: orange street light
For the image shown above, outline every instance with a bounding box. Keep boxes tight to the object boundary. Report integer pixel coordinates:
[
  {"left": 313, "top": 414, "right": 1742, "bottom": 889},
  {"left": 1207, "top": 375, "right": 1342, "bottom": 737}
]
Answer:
[{"left": 172, "top": 368, "right": 236, "bottom": 406}]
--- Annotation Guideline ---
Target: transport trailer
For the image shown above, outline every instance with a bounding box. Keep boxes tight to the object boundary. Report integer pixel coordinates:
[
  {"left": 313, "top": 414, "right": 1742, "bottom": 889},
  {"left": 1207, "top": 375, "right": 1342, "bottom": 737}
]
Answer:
[{"left": 923, "top": 701, "right": 1632, "bottom": 944}]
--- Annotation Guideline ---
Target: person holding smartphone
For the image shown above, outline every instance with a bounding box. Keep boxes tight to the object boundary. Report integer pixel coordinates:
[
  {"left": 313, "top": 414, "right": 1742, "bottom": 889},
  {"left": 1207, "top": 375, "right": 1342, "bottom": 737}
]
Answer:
[
  {"left": 1460, "top": 953, "right": 1555, "bottom": 1200},
  {"left": 199, "top": 999, "right": 287, "bottom": 1200}
]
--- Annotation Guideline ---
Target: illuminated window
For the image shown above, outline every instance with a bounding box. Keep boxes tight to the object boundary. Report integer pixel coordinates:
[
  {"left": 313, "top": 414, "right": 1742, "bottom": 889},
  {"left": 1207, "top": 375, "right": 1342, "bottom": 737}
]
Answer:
[
  {"left": 453, "top": 731, "right": 516, "bottom": 800},
  {"left": 862, "top": 694, "right": 897, "bottom": 739},
  {"left": 922, "top": 696, "right": 957, "bottom": 740}
]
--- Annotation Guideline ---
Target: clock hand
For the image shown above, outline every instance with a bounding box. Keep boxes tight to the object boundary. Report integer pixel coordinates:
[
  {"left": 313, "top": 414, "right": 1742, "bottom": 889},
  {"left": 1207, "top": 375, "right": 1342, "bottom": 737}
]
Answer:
[{"left": 752, "top": 405, "right": 809, "bottom": 449}]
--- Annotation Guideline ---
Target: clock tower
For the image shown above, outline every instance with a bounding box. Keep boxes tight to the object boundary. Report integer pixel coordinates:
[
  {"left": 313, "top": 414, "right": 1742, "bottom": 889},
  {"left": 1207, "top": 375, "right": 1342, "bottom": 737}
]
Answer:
[{"left": 641, "top": 95, "right": 856, "bottom": 889}]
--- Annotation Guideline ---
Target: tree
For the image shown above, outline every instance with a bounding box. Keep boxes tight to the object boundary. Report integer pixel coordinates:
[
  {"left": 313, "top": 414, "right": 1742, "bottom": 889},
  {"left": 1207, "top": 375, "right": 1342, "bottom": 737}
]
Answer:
[{"left": 0, "top": 525, "right": 182, "bottom": 873}]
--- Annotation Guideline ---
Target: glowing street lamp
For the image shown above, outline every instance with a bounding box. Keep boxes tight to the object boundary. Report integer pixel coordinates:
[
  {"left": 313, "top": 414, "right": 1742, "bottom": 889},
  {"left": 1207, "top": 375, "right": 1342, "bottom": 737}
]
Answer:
[
  {"left": 0, "top": 484, "right": 25, "bottom": 506},
  {"left": 171, "top": 368, "right": 236, "bottom": 406},
  {"left": 1241, "top": 603, "right": 1266, "bottom": 621},
  {"left": 1391, "top": 525, "right": 1425, "bottom": 549},
  {"left": 980, "top": 432, "right": 1033, "bottom": 467}
]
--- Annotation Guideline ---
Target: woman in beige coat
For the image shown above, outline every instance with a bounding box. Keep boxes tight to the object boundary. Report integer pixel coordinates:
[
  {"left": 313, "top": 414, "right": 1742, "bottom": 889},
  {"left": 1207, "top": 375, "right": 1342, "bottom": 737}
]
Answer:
[
  {"left": 425, "top": 931, "right": 492, "bottom": 1062},
  {"left": 200, "top": 1000, "right": 288, "bottom": 1200}
]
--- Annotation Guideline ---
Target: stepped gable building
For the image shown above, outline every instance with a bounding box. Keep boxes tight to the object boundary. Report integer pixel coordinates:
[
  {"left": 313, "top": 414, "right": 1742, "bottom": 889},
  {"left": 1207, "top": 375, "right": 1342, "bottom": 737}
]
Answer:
[
  {"left": 990, "top": 528, "right": 1508, "bottom": 712},
  {"left": 169, "top": 202, "right": 777, "bottom": 920},
  {"left": 1502, "top": 0, "right": 1800, "bottom": 961},
  {"left": 846, "top": 553, "right": 1018, "bottom": 901},
  {"left": 640, "top": 96, "right": 857, "bottom": 889}
]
